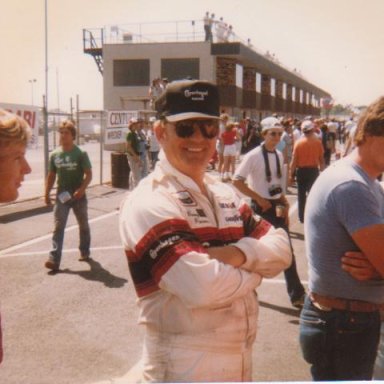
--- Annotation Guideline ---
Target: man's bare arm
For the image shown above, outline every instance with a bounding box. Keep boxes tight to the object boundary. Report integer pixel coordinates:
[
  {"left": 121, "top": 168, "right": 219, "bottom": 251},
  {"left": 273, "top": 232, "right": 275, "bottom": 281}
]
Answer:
[{"left": 347, "top": 224, "right": 384, "bottom": 279}]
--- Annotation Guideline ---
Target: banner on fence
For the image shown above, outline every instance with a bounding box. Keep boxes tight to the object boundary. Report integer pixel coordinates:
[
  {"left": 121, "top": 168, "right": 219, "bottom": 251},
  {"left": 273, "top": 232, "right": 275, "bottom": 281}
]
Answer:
[
  {"left": 105, "top": 110, "right": 138, "bottom": 145},
  {"left": 0, "top": 102, "right": 40, "bottom": 149}
]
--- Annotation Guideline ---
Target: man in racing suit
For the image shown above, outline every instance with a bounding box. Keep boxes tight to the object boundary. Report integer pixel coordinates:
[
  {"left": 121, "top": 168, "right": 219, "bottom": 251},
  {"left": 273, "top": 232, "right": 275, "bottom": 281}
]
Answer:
[{"left": 119, "top": 80, "right": 292, "bottom": 382}]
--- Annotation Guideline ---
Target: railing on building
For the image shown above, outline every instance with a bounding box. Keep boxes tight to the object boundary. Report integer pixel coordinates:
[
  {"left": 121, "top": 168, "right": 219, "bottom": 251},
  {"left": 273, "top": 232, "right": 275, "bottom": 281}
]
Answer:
[{"left": 83, "top": 19, "right": 304, "bottom": 78}]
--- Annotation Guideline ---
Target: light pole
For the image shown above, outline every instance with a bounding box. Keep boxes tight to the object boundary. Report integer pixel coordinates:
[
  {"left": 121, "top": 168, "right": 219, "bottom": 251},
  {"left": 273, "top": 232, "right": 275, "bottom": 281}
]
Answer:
[
  {"left": 44, "top": 0, "right": 49, "bottom": 177},
  {"left": 28, "top": 79, "right": 37, "bottom": 106}
]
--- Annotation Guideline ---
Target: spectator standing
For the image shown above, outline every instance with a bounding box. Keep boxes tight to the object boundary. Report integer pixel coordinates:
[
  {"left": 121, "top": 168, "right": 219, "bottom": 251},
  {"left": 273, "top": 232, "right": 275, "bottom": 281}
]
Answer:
[
  {"left": 215, "top": 17, "right": 226, "bottom": 42},
  {"left": 137, "top": 120, "right": 149, "bottom": 179},
  {"left": 289, "top": 120, "right": 324, "bottom": 223},
  {"left": 126, "top": 118, "right": 142, "bottom": 189},
  {"left": 243, "top": 120, "right": 261, "bottom": 153},
  {"left": 320, "top": 121, "right": 332, "bottom": 167},
  {"left": 119, "top": 80, "right": 291, "bottom": 382},
  {"left": 0, "top": 110, "right": 31, "bottom": 364},
  {"left": 44, "top": 120, "right": 92, "bottom": 272},
  {"left": 233, "top": 116, "right": 306, "bottom": 308},
  {"left": 216, "top": 113, "right": 229, "bottom": 178},
  {"left": 223, "top": 25, "right": 234, "bottom": 42},
  {"left": 203, "top": 11, "right": 211, "bottom": 41},
  {"left": 327, "top": 118, "right": 338, "bottom": 154},
  {"left": 147, "top": 118, "right": 160, "bottom": 170},
  {"left": 220, "top": 121, "right": 240, "bottom": 181},
  {"left": 148, "top": 78, "right": 164, "bottom": 110},
  {"left": 299, "top": 96, "right": 384, "bottom": 380},
  {"left": 292, "top": 118, "right": 301, "bottom": 144}
]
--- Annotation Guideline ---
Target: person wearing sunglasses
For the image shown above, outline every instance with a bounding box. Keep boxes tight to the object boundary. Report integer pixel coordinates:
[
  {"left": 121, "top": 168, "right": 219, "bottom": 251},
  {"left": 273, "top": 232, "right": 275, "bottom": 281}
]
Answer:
[
  {"left": 233, "top": 116, "right": 306, "bottom": 309},
  {"left": 119, "top": 80, "right": 291, "bottom": 382}
]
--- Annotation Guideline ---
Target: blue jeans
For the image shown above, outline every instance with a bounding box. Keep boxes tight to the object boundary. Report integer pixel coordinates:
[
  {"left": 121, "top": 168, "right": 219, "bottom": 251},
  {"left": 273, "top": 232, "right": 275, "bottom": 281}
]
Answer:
[
  {"left": 49, "top": 195, "right": 90, "bottom": 267},
  {"left": 299, "top": 295, "right": 380, "bottom": 381}
]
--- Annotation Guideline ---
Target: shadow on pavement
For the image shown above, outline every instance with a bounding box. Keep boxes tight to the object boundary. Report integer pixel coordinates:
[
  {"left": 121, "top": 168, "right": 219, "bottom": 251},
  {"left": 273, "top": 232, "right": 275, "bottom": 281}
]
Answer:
[
  {"left": 289, "top": 231, "right": 305, "bottom": 241},
  {"left": 0, "top": 204, "right": 53, "bottom": 223},
  {"left": 59, "top": 258, "right": 128, "bottom": 288},
  {"left": 259, "top": 300, "right": 301, "bottom": 318}
]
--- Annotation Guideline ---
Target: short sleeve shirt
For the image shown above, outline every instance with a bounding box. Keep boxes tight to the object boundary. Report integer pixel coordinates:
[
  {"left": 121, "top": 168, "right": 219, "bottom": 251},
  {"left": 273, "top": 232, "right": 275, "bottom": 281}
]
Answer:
[
  {"left": 305, "top": 158, "right": 384, "bottom": 303},
  {"left": 234, "top": 146, "right": 284, "bottom": 200},
  {"left": 49, "top": 145, "right": 92, "bottom": 193},
  {"left": 126, "top": 130, "right": 139, "bottom": 154}
]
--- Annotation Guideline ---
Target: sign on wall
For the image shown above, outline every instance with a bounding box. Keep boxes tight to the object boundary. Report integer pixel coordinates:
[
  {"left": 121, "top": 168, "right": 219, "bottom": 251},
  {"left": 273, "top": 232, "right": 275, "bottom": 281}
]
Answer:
[
  {"left": 0, "top": 103, "right": 40, "bottom": 149},
  {"left": 106, "top": 110, "right": 138, "bottom": 145}
]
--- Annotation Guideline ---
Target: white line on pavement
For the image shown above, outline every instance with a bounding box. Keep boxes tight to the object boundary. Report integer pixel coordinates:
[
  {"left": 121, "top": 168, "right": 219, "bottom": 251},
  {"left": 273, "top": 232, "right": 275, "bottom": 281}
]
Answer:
[
  {"left": 0, "top": 210, "right": 119, "bottom": 256},
  {"left": 0, "top": 245, "right": 124, "bottom": 258}
]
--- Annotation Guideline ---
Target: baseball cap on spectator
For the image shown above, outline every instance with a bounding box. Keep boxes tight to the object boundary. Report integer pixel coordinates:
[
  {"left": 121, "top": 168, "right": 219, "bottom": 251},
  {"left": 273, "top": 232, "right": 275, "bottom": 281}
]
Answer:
[
  {"left": 260, "top": 116, "right": 283, "bottom": 133},
  {"left": 128, "top": 118, "right": 138, "bottom": 128},
  {"left": 301, "top": 120, "right": 314, "bottom": 133},
  {"left": 155, "top": 80, "right": 220, "bottom": 122}
]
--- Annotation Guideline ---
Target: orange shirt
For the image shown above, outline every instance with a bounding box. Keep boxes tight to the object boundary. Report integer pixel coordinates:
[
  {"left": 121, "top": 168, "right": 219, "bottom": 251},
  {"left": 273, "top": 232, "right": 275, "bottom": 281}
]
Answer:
[{"left": 292, "top": 136, "right": 324, "bottom": 167}]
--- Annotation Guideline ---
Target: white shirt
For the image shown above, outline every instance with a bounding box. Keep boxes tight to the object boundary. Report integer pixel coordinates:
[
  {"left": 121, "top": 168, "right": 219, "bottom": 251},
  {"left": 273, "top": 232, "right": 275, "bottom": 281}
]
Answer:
[{"left": 234, "top": 146, "right": 285, "bottom": 200}]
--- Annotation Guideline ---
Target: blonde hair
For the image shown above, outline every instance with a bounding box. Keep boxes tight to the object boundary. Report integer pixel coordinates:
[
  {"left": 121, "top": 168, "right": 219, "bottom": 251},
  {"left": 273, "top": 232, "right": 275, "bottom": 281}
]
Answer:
[{"left": 0, "top": 109, "right": 31, "bottom": 148}]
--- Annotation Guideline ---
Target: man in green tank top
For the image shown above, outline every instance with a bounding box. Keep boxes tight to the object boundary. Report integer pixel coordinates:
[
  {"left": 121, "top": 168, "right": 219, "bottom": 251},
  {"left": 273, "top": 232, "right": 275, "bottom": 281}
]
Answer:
[{"left": 44, "top": 120, "right": 92, "bottom": 272}]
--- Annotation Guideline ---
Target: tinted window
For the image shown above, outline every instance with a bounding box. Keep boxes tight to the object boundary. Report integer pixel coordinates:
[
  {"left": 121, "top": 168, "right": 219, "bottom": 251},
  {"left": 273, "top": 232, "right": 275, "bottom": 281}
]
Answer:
[
  {"left": 113, "top": 59, "right": 150, "bottom": 86},
  {"left": 161, "top": 58, "right": 199, "bottom": 81}
]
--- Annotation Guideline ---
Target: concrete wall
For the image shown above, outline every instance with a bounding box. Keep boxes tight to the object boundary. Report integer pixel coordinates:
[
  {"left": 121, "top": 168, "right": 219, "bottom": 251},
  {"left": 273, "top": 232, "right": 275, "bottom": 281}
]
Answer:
[{"left": 103, "top": 42, "right": 215, "bottom": 110}]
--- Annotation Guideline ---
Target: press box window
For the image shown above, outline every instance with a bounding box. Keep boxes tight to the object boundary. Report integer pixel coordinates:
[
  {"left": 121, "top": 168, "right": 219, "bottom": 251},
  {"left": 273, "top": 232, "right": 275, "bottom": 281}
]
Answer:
[
  {"left": 161, "top": 58, "right": 199, "bottom": 81},
  {"left": 113, "top": 59, "right": 150, "bottom": 86}
]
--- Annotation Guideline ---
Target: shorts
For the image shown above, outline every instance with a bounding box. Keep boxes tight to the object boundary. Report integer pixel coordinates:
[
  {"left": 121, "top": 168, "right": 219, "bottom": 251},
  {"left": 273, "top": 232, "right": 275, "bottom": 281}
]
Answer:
[{"left": 223, "top": 144, "right": 237, "bottom": 157}]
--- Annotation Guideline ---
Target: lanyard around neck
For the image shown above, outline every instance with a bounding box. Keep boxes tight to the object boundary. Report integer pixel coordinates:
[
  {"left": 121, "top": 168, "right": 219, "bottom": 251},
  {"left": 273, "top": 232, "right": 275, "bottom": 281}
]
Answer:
[{"left": 261, "top": 143, "right": 282, "bottom": 182}]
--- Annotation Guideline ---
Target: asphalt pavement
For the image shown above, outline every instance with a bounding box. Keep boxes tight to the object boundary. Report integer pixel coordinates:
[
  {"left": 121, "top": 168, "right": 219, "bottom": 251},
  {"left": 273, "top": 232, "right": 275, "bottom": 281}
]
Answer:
[{"left": 0, "top": 179, "right": 311, "bottom": 384}]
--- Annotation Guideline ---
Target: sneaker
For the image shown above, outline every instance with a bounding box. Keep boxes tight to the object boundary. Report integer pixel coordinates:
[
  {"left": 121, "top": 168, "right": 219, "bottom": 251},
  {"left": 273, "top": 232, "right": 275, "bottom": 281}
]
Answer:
[
  {"left": 45, "top": 260, "right": 59, "bottom": 271},
  {"left": 292, "top": 293, "right": 306, "bottom": 309},
  {"left": 79, "top": 254, "right": 90, "bottom": 262}
]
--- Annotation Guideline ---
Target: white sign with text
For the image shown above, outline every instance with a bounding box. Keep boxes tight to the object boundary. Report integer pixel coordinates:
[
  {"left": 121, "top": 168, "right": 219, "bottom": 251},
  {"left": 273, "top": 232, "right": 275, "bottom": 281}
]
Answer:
[
  {"left": 0, "top": 103, "right": 40, "bottom": 149},
  {"left": 106, "top": 110, "right": 138, "bottom": 145}
]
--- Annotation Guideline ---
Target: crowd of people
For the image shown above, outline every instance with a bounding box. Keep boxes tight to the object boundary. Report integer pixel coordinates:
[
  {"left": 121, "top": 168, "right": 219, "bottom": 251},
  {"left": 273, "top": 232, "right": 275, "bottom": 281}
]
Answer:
[{"left": 2, "top": 78, "right": 384, "bottom": 382}]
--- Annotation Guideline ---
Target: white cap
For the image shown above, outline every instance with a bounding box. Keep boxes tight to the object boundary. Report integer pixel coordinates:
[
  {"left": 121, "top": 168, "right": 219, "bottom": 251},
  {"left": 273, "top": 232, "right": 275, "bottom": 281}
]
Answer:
[
  {"left": 128, "top": 118, "right": 138, "bottom": 128},
  {"left": 301, "top": 120, "right": 314, "bottom": 133},
  {"left": 260, "top": 116, "right": 283, "bottom": 133}
]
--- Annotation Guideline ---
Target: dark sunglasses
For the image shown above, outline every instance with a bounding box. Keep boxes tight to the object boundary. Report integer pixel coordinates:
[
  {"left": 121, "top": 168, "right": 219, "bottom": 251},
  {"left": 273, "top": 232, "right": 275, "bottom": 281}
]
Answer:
[
  {"left": 169, "top": 119, "right": 219, "bottom": 139},
  {"left": 269, "top": 131, "right": 283, "bottom": 137}
]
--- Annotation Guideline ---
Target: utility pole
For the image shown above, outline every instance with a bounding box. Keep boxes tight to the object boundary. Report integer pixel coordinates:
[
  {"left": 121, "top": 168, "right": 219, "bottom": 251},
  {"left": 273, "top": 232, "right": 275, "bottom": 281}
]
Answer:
[{"left": 43, "top": 0, "right": 49, "bottom": 176}]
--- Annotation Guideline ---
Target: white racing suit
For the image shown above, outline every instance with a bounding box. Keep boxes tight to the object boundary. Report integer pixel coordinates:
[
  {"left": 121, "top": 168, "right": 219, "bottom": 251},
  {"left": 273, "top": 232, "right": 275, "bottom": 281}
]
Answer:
[{"left": 119, "top": 156, "right": 291, "bottom": 382}]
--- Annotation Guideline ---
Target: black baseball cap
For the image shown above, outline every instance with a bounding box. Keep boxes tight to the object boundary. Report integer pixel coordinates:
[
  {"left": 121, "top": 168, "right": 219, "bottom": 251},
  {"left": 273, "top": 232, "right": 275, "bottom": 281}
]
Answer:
[{"left": 155, "top": 80, "right": 220, "bottom": 122}]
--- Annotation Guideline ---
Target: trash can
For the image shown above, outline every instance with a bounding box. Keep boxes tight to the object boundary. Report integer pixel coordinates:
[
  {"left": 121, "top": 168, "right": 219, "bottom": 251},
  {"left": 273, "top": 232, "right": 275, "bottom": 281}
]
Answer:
[{"left": 111, "top": 152, "right": 130, "bottom": 189}]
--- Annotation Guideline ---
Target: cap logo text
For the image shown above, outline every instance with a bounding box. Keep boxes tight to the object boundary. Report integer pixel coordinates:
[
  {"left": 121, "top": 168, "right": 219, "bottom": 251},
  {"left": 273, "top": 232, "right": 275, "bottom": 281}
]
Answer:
[{"left": 184, "top": 90, "right": 208, "bottom": 101}]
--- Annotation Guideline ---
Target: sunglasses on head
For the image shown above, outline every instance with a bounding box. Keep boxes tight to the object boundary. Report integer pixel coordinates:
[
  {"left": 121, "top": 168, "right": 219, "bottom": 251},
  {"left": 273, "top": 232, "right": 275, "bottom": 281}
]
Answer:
[
  {"left": 169, "top": 119, "right": 219, "bottom": 139},
  {"left": 269, "top": 131, "right": 283, "bottom": 137}
]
